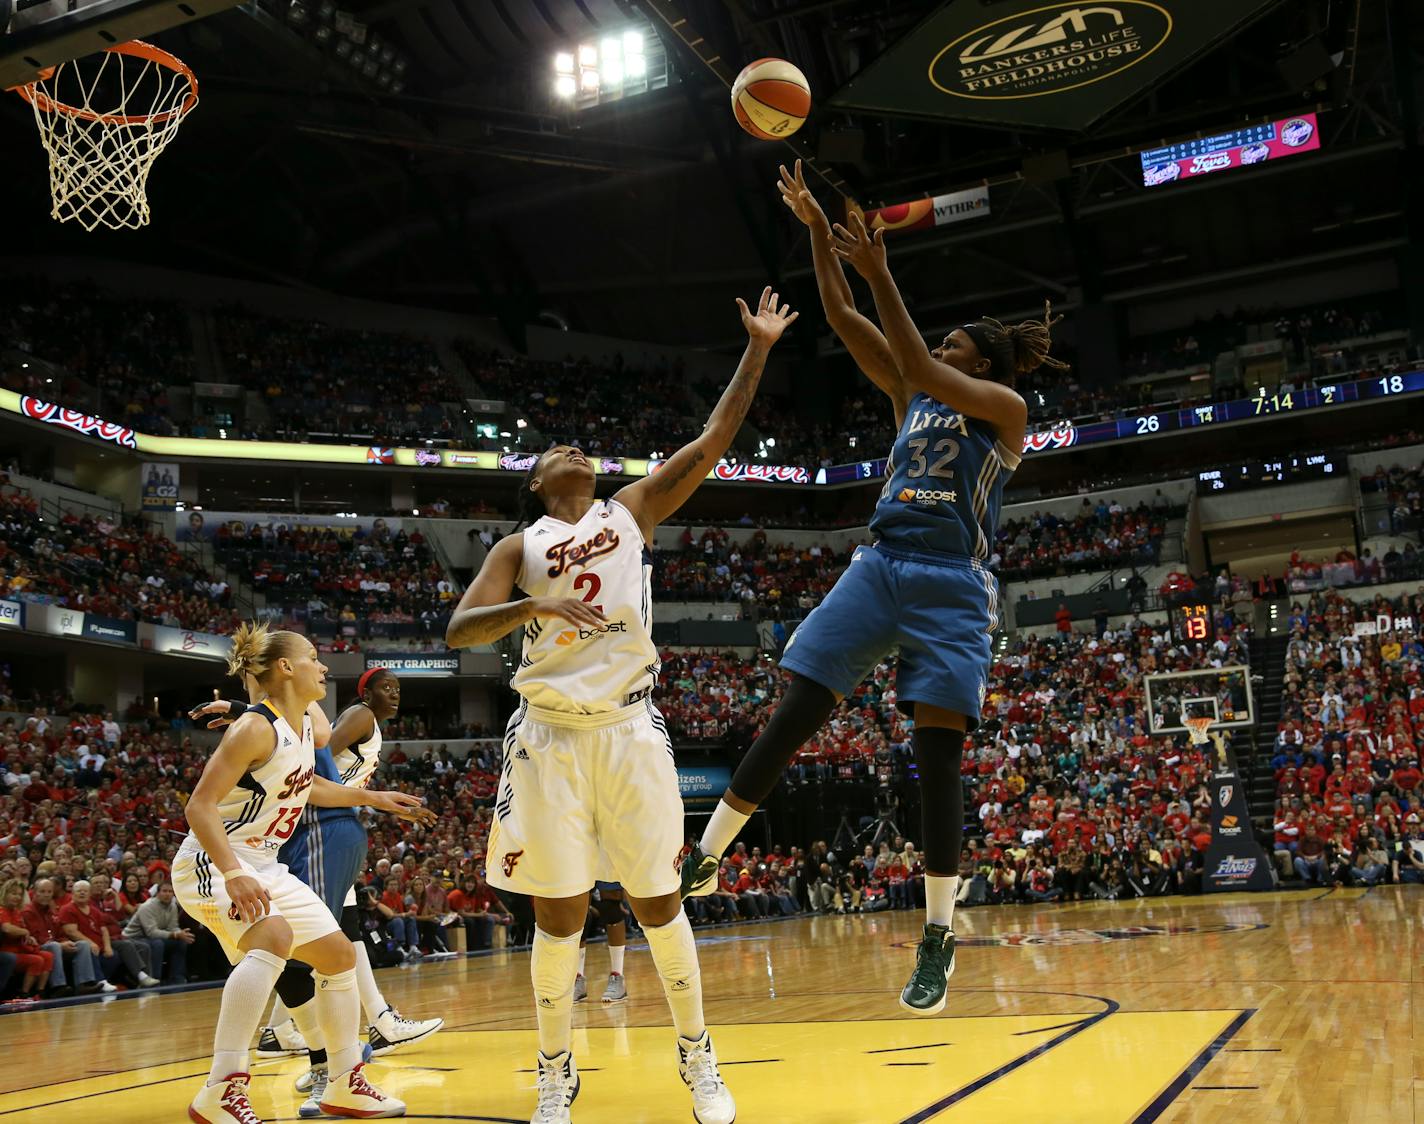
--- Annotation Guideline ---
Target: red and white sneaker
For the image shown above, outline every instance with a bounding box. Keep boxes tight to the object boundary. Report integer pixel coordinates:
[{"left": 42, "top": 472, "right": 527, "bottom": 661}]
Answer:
[
  {"left": 189, "top": 1073, "right": 263, "bottom": 1124},
  {"left": 319, "top": 1062, "right": 406, "bottom": 1118}
]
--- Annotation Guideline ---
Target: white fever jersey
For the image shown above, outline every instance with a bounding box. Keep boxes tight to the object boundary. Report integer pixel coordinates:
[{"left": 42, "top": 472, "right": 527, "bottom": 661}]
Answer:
[
  {"left": 332, "top": 713, "right": 380, "bottom": 790},
  {"left": 512, "top": 498, "right": 660, "bottom": 714},
  {"left": 177, "top": 698, "right": 317, "bottom": 867}
]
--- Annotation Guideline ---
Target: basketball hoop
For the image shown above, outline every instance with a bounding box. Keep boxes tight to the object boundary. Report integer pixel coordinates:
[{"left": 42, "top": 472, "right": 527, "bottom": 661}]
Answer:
[
  {"left": 9, "top": 41, "right": 198, "bottom": 231},
  {"left": 1183, "top": 715, "right": 1214, "bottom": 746}
]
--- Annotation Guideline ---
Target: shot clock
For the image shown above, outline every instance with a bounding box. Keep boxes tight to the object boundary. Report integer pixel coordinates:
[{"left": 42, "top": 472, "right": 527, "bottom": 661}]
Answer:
[{"left": 1172, "top": 602, "right": 1215, "bottom": 644}]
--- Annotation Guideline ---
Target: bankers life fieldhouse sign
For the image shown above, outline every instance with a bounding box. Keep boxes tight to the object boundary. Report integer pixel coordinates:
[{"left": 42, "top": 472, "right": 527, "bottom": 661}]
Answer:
[{"left": 830, "top": 1, "right": 1281, "bottom": 131}]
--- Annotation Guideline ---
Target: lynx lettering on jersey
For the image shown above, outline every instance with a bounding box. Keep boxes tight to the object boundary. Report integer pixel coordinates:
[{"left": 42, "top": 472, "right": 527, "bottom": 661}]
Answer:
[
  {"left": 906, "top": 408, "right": 970, "bottom": 437},
  {"left": 545, "top": 530, "right": 621, "bottom": 578}
]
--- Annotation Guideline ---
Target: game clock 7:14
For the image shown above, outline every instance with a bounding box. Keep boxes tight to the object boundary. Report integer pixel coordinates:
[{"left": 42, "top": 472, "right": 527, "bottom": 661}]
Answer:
[{"left": 1173, "top": 603, "right": 1214, "bottom": 644}]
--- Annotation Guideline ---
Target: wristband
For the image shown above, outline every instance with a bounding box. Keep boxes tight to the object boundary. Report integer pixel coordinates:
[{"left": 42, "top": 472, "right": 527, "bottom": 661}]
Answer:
[
  {"left": 220, "top": 869, "right": 247, "bottom": 881},
  {"left": 224, "top": 699, "right": 250, "bottom": 719}
]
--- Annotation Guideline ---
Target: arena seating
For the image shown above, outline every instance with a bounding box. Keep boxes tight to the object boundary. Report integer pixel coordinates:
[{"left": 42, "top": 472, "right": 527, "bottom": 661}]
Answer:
[
  {"left": 0, "top": 490, "right": 238, "bottom": 634},
  {"left": 211, "top": 521, "right": 453, "bottom": 642},
  {"left": 654, "top": 528, "right": 855, "bottom": 614},
  {"left": 1269, "top": 588, "right": 1424, "bottom": 885}
]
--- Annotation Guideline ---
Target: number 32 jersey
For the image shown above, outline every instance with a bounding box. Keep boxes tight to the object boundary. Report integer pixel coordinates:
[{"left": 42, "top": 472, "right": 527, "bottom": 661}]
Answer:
[
  {"left": 512, "top": 498, "right": 660, "bottom": 715},
  {"left": 869, "top": 392, "right": 1021, "bottom": 561}
]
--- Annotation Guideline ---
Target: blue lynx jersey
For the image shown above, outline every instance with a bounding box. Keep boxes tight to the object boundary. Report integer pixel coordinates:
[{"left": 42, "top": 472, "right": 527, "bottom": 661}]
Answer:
[{"left": 868, "top": 392, "right": 1021, "bottom": 560}]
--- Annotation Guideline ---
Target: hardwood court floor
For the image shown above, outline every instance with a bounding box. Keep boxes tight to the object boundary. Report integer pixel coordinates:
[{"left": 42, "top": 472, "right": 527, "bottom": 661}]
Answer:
[{"left": 0, "top": 886, "right": 1418, "bottom": 1123}]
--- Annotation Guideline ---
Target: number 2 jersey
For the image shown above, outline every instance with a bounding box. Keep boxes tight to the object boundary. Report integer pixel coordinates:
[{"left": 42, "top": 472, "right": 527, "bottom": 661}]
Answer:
[
  {"left": 511, "top": 498, "right": 660, "bottom": 714},
  {"left": 177, "top": 698, "right": 317, "bottom": 868},
  {"left": 869, "top": 391, "right": 1021, "bottom": 561}
]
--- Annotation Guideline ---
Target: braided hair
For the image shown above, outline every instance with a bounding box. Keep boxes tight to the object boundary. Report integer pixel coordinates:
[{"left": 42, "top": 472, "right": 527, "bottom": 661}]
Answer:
[
  {"left": 966, "top": 300, "right": 1070, "bottom": 386},
  {"left": 511, "top": 453, "right": 547, "bottom": 533}
]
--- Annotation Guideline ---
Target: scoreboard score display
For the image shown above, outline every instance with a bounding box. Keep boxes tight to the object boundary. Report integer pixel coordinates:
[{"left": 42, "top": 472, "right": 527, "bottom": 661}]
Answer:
[{"left": 1172, "top": 602, "right": 1215, "bottom": 644}]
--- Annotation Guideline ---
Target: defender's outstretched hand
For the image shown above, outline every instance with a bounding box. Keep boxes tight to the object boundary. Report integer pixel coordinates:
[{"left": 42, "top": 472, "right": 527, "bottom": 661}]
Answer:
[
  {"left": 777, "top": 159, "right": 827, "bottom": 229},
  {"left": 737, "top": 285, "right": 798, "bottom": 345}
]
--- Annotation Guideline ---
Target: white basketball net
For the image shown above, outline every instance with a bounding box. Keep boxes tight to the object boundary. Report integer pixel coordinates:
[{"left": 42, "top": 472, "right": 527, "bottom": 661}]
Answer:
[
  {"left": 14, "top": 42, "right": 198, "bottom": 231},
  {"left": 1183, "top": 716, "right": 1214, "bottom": 745}
]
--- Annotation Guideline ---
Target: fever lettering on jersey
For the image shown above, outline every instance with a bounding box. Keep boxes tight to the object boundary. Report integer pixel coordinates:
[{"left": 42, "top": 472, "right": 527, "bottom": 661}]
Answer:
[{"left": 514, "top": 500, "right": 660, "bottom": 714}]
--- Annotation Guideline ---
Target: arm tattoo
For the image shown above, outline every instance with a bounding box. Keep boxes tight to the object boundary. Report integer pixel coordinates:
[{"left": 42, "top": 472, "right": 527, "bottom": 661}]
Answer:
[
  {"left": 446, "top": 601, "right": 531, "bottom": 647},
  {"left": 653, "top": 447, "right": 706, "bottom": 494},
  {"left": 704, "top": 344, "right": 768, "bottom": 445}
]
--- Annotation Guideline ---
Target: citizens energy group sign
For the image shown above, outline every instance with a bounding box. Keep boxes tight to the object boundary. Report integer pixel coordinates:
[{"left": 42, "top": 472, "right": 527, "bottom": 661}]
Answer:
[{"left": 829, "top": 1, "right": 1281, "bottom": 131}]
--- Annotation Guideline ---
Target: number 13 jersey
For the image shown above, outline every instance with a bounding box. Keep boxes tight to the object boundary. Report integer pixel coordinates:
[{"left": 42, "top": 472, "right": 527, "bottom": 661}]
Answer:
[
  {"left": 869, "top": 392, "right": 1021, "bottom": 561},
  {"left": 512, "top": 498, "right": 660, "bottom": 715}
]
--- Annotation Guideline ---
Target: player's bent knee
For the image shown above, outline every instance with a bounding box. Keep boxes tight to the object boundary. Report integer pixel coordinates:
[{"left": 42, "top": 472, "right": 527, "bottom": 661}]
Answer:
[
  {"left": 239, "top": 915, "right": 294, "bottom": 958},
  {"left": 295, "top": 931, "right": 356, "bottom": 975},
  {"left": 625, "top": 890, "right": 682, "bottom": 928}
]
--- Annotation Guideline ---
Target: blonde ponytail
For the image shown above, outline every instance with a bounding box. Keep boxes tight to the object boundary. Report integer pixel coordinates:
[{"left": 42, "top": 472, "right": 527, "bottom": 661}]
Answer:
[{"left": 226, "top": 621, "right": 305, "bottom": 683}]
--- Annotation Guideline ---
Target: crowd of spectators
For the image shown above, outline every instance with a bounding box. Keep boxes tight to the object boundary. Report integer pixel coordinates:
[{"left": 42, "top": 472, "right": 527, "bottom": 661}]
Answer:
[
  {"left": 993, "top": 494, "right": 1175, "bottom": 579},
  {"left": 214, "top": 308, "right": 469, "bottom": 445},
  {"left": 212, "top": 519, "right": 454, "bottom": 641},
  {"left": 0, "top": 489, "right": 239, "bottom": 634},
  {"left": 654, "top": 525, "right": 855, "bottom": 617},
  {"left": 1360, "top": 454, "right": 1424, "bottom": 540},
  {"left": 1269, "top": 589, "right": 1424, "bottom": 887}
]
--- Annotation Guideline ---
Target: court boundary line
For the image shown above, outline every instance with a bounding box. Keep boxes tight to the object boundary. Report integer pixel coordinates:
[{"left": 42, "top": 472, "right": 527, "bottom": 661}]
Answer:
[
  {"left": 1129, "top": 1007, "right": 1256, "bottom": 1123},
  {"left": 895, "top": 990, "right": 1121, "bottom": 1124}
]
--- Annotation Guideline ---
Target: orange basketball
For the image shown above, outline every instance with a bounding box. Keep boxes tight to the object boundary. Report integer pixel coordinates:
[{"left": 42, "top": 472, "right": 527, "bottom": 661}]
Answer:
[{"left": 731, "top": 58, "right": 811, "bottom": 141}]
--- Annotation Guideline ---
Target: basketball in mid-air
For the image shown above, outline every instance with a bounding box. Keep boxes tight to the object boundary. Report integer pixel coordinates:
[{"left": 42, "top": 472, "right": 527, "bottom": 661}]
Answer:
[{"left": 731, "top": 58, "right": 811, "bottom": 140}]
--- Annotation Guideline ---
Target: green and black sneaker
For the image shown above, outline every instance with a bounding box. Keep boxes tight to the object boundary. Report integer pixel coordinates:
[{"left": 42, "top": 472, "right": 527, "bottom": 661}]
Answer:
[
  {"left": 678, "top": 843, "right": 720, "bottom": 899},
  {"left": 898, "top": 922, "right": 956, "bottom": 1015}
]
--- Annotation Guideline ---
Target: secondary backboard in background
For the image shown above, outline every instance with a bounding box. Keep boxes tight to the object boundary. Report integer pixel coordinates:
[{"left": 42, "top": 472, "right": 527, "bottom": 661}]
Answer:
[
  {"left": 1, "top": 0, "right": 239, "bottom": 88},
  {"left": 1143, "top": 665, "right": 1254, "bottom": 736}
]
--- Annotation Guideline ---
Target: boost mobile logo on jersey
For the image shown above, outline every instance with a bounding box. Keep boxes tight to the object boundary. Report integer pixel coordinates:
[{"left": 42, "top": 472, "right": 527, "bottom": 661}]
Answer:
[
  {"left": 555, "top": 621, "right": 628, "bottom": 645},
  {"left": 899, "top": 487, "right": 959, "bottom": 505}
]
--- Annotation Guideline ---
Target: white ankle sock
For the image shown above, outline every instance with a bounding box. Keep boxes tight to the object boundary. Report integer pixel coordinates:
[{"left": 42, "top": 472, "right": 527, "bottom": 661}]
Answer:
[
  {"left": 577, "top": 947, "right": 586, "bottom": 976},
  {"left": 642, "top": 913, "right": 704, "bottom": 1040},
  {"left": 531, "top": 928, "right": 581, "bottom": 1058},
  {"left": 209, "top": 948, "right": 284, "bottom": 1085},
  {"left": 352, "top": 941, "right": 387, "bottom": 1026},
  {"left": 313, "top": 968, "right": 362, "bottom": 1079},
  {"left": 609, "top": 944, "right": 625, "bottom": 975},
  {"left": 699, "top": 801, "right": 750, "bottom": 860},
  {"left": 926, "top": 875, "right": 960, "bottom": 928}
]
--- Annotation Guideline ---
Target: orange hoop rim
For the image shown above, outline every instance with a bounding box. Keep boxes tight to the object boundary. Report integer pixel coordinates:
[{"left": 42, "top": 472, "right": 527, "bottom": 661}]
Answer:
[
  {"left": 1184, "top": 716, "right": 1214, "bottom": 739},
  {"left": 11, "top": 40, "right": 198, "bottom": 126}
]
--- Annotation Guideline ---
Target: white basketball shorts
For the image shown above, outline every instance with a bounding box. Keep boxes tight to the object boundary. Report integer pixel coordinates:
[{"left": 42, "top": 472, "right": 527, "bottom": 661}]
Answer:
[
  {"left": 486, "top": 699, "right": 685, "bottom": 900},
  {"left": 173, "top": 845, "right": 340, "bottom": 964}
]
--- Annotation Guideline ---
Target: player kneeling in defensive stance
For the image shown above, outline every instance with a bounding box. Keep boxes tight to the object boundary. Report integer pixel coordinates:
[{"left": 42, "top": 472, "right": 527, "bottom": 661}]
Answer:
[
  {"left": 175, "top": 623, "right": 424, "bottom": 1122},
  {"left": 447, "top": 285, "right": 798, "bottom": 1124}
]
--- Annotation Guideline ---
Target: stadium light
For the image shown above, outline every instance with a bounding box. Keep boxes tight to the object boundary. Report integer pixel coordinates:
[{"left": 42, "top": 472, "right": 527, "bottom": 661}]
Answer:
[
  {"left": 623, "top": 30, "right": 643, "bottom": 53},
  {"left": 581, "top": 68, "right": 600, "bottom": 91},
  {"left": 516, "top": 418, "right": 527, "bottom": 428},
  {"left": 765, "top": 436, "right": 775, "bottom": 448},
  {"left": 554, "top": 74, "right": 576, "bottom": 98},
  {"left": 554, "top": 52, "right": 574, "bottom": 74},
  {"left": 578, "top": 44, "right": 598, "bottom": 67}
]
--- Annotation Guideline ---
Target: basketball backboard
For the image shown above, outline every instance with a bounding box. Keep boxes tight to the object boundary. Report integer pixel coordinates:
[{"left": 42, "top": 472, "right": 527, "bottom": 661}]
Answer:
[
  {"left": 1, "top": 0, "right": 238, "bottom": 88},
  {"left": 1143, "top": 665, "right": 1254, "bottom": 736}
]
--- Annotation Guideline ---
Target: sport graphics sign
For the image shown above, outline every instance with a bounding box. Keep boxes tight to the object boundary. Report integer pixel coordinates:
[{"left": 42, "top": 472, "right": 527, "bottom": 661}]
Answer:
[
  {"left": 828, "top": 1, "right": 1281, "bottom": 132},
  {"left": 1204, "top": 766, "right": 1275, "bottom": 892},
  {"left": 366, "top": 653, "right": 460, "bottom": 676}
]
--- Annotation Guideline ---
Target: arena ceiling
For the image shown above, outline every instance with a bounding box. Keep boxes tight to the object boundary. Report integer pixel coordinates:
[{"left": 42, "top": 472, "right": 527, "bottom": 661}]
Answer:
[{"left": 1, "top": 0, "right": 1420, "bottom": 351}]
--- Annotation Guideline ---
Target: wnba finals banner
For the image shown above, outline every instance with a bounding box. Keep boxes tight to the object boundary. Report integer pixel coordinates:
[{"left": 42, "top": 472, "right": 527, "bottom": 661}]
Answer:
[
  {"left": 863, "top": 184, "right": 989, "bottom": 236},
  {"left": 828, "top": 0, "right": 1281, "bottom": 131}
]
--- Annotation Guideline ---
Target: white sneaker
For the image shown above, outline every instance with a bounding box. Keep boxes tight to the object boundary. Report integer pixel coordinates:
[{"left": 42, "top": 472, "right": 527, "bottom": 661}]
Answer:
[
  {"left": 257, "top": 1018, "right": 309, "bottom": 1058},
  {"left": 369, "top": 1006, "right": 444, "bottom": 1056},
  {"left": 297, "top": 1043, "right": 373, "bottom": 1092},
  {"left": 600, "top": 973, "right": 627, "bottom": 1004},
  {"left": 98, "top": 981, "right": 118, "bottom": 993},
  {"left": 298, "top": 1065, "right": 328, "bottom": 1118},
  {"left": 572, "top": 973, "right": 587, "bottom": 1004},
  {"left": 319, "top": 1062, "right": 405, "bottom": 1118},
  {"left": 137, "top": 973, "right": 160, "bottom": 988},
  {"left": 678, "top": 1031, "right": 736, "bottom": 1124},
  {"left": 189, "top": 1073, "right": 263, "bottom": 1124},
  {"left": 531, "top": 1050, "right": 579, "bottom": 1124}
]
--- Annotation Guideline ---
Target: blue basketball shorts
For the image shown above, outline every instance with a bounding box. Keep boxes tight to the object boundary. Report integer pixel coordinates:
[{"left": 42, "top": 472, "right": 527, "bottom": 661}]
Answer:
[
  {"left": 280, "top": 812, "right": 369, "bottom": 918},
  {"left": 778, "top": 542, "right": 998, "bottom": 731}
]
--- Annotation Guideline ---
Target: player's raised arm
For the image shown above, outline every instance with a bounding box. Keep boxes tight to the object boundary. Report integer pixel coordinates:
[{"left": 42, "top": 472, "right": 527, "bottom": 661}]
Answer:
[
  {"left": 615, "top": 286, "right": 796, "bottom": 534},
  {"left": 828, "top": 211, "right": 1028, "bottom": 447},
  {"left": 778, "top": 161, "right": 907, "bottom": 425},
  {"left": 445, "top": 533, "right": 608, "bottom": 649}
]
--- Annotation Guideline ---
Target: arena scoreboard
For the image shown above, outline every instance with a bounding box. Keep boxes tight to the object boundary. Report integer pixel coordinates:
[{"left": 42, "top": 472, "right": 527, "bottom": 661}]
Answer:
[
  {"left": 1171, "top": 602, "right": 1215, "bottom": 645},
  {"left": 1195, "top": 451, "right": 1342, "bottom": 494}
]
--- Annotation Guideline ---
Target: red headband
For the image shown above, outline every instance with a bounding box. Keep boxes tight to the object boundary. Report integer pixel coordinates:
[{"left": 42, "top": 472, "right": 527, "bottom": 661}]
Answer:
[{"left": 358, "top": 667, "right": 389, "bottom": 697}]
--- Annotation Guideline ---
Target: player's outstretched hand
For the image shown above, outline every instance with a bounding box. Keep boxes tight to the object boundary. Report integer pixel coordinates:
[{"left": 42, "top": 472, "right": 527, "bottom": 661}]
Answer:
[
  {"left": 777, "top": 159, "right": 827, "bottom": 229},
  {"left": 188, "top": 699, "right": 236, "bottom": 729},
  {"left": 530, "top": 596, "right": 608, "bottom": 630},
  {"left": 368, "top": 790, "right": 432, "bottom": 823},
  {"left": 737, "top": 285, "right": 799, "bottom": 346},
  {"left": 828, "top": 210, "right": 888, "bottom": 280}
]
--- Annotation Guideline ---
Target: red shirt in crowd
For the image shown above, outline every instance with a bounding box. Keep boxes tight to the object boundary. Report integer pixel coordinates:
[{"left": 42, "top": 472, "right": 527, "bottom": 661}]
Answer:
[{"left": 57, "top": 901, "right": 109, "bottom": 947}]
